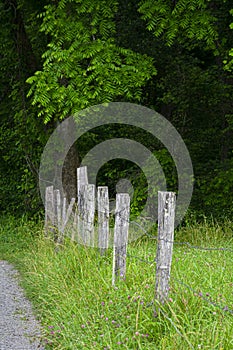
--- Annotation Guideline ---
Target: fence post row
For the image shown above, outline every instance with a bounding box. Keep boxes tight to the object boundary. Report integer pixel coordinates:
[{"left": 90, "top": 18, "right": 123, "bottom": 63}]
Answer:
[
  {"left": 45, "top": 186, "right": 75, "bottom": 243},
  {"left": 155, "top": 191, "right": 176, "bottom": 304},
  {"left": 112, "top": 193, "right": 130, "bottom": 286},
  {"left": 44, "top": 168, "right": 176, "bottom": 306}
]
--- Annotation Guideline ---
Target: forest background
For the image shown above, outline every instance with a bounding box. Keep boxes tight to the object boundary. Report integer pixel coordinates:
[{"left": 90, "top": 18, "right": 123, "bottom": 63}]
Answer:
[{"left": 1, "top": 0, "right": 233, "bottom": 221}]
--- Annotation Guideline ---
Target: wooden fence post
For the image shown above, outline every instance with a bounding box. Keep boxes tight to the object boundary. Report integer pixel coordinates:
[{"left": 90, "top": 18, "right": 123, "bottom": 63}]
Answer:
[
  {"left": 72, "top": 207, "right": 78, "bottom": 241},
  {"left": 82, "top": 184, "right": 95, "bottom": 246},
  {"left": 77, "top": 166, "right": 88, "bottom": 206},
  {"left": 44, "top": 186, "right": 76, "bottom": 244},
  {"left": 112, "top": 193, "right": 130, "bottom": 286},
  {"left": 45, "top": 186, "right": 54, "bottom": 236},
  {"left": 155, "top": 191, "right": 176, "bottom": 304},
  {"left": 62, "top": 197, "right": 67, "bottom": 230},
  {"left": 98, "top": 186, "right": 109, "bottom": 255},
  {"left": 77, "top": 166, "right": 88, "bottom": 243},
  {"left": 59, "top": 197, "right": 76, "bottom": 243},
  {"left": 54, "top": 189, "right": 61, "bottom": 243},
  {"left": 56, "top": 196, "right": 66, "bottom": 245}
]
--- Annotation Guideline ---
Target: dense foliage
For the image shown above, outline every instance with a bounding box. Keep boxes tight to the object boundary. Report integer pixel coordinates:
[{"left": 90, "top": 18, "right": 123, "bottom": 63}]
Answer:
[{"left": 0, "top": 0, "right": 233, "bottom": 218}]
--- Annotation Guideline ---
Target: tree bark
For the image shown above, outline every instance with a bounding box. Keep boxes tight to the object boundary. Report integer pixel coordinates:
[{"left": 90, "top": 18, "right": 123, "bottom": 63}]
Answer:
[{"left": 62, "top": 143, "right": 80, "bottom": 202}]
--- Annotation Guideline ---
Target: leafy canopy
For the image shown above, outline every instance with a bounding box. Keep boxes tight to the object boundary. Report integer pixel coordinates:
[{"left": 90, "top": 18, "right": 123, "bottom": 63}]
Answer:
[
  {"left": 27, "top": 0, "right": 156, "bottom": 123},
  {"left": 138, "top": 0, "right": 218, "bottom": 48}
]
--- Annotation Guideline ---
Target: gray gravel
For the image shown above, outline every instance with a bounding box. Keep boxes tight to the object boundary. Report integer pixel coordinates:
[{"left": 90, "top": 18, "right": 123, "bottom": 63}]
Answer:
[{"left": 0, "top": 260, "right": 45, "bottom": 350}]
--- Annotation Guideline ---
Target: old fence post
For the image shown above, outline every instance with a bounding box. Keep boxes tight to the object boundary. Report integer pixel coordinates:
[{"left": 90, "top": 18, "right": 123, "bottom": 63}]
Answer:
[
  {"left": 155, "top": 191, "right": 176, "bottom": 304},
  {"left": 72, "top": 206, "right": 78, "bottom": 241},
  {"left": 60, "top": 197, "right": 75, "bottom": 243},
  {"left": 54, "top": 189, "right": 61, "bottom": 243},
  {"left": 62, "top": 197, "right": 67, "bottom": 227},
  {"left": 45, "top": 186, "right": 54, "bottom": 236},
  {"left": 56, "top": 196, "right": 66, "bottom": 245},
  {"left": 77, "top": 166, "right": 88, "bottom": 205},
  {"left": 112, "top": 193, "right": 130, "bottom": 286},
  {"left": 98, "top": 186, "right": 109, "bottom": 255},
  {"left": 77, "top": 166, "right": 88, "bottom": 243},
  {"left": 82, "top": 184, "right": 95, "bottom": 247},
  {"left": 45, "top": 187, "right": 75, "bottom": 244}
]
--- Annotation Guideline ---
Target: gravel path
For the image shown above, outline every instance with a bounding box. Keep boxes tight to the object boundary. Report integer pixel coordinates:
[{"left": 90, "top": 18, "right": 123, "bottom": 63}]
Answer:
[{"left": 0, "top": 260, "right": 45, "bottom": 350}]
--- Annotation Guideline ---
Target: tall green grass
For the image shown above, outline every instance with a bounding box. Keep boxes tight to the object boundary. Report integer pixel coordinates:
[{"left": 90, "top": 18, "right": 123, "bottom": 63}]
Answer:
[{"left": 0, "top": 215, "right": 233, "bottom": 349}]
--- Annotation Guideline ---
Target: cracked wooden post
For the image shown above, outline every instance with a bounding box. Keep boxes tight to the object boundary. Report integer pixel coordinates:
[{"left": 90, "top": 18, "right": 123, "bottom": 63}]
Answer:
[
  {"left": 155, "top": 191, "right": 176, "bottom": 304},
  {"left": 77, "top": 166, "right": 88, "bottom": 243},
  {"left": 56, "top": 196, "right": 66, "bottom": 245},
  {"left": 82, "top": 184, "right": 95, "bottom": 247},
  {"left": 54, "top": 189, "right": 61, "bottom": 243},
  {"left": 112, "top": 193, "right": 130, "bottom": 286},
  {"left": 45, "top": 186, "right": 54, "bottom": 236},
  {"left": 72, "top": 206, "right": 78, "bottom": 241},
  {"left": 98, "top": 186, "right": 109, "bottom": 255},
  {"left": 60, "top": 197, "right": 76, "bottom": 244}
]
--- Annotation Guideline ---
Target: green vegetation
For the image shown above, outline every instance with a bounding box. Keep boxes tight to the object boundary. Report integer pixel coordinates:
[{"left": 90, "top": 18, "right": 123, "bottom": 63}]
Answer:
[
  {"left": 1, "top": 1, "right": 233, "bottom": 346},
  {"left": 1, "top": 0, "right": 233, "bottom": 217},
  {"left": 1, "top": 216, "right": 233, "bottom": 349}
]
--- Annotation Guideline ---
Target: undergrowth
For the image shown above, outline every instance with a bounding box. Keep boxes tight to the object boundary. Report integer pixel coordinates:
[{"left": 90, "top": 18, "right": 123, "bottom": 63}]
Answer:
[{"left": 0, "top": 215, "right": 233, "bottom": 349}]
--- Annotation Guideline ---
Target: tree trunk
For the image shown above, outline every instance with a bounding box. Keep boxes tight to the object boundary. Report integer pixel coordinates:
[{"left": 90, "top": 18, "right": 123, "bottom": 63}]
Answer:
[
  {"left": 60, "top": 117, "right": 80, "bottom": 202},
  {"left": 62, "top": 143, "right": 80, "bottom": 202}
]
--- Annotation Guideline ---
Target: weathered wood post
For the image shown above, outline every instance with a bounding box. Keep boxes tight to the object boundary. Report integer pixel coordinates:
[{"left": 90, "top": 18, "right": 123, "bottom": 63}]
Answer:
[
  {"left": 45, "top": 186, "right": 54, "bottom": 236},
  {"left": 112, "top": 193, "right": 130, "bottom": 286},
  {"left": 82, "top": 184, "right": 95, "bottom": 246},
  {"left": 155, "top": 191, "right": 176, "bottom": 304},
  {"left": 56, "top": 196, "right": 66, "bottom": 245},
  {"left": 77, "top": 166, "right": 88, "bottom": 205},
  {"left": 98, "top": 186, "right": 109, "bottom": 255},
  {"left": 54, "top": 189, "right": 61, "bottom": 242},
  {"left": 77, "top": 166, "right": 88, "bottom": 243},
  {"left": 62, "top": 197, "right": 67, "bottom": 230},
  {"left": 59, "top": 197, "right": 76, "bottom": 243},
  {"left": 72, "top": 206, "right": 78, "bottom": 240}
]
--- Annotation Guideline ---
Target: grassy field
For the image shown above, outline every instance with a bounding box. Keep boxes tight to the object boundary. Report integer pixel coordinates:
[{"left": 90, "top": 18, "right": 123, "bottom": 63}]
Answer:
[{"left": 0, "top": 215, "right": 233, "bottom": 350}]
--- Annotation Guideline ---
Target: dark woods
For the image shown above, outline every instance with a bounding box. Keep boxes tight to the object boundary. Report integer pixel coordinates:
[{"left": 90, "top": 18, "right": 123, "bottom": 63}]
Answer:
[{"left": 0, "top": 0, "right": 233, "bottom": 219}]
